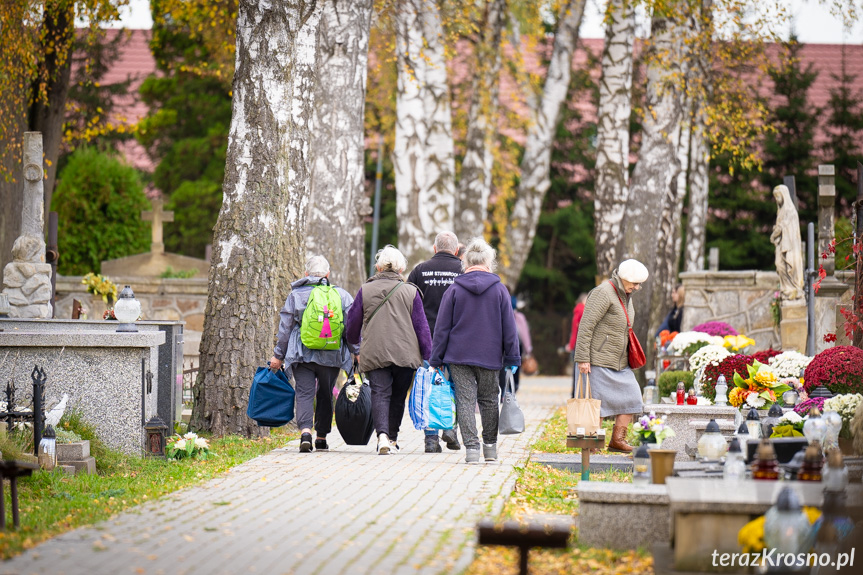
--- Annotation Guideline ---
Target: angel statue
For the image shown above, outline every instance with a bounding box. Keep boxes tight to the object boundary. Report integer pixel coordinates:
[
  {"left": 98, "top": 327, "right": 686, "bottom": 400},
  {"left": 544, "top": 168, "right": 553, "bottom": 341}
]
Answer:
[{"left": 770, "top": 185, "right": 804, "bottom": 300}]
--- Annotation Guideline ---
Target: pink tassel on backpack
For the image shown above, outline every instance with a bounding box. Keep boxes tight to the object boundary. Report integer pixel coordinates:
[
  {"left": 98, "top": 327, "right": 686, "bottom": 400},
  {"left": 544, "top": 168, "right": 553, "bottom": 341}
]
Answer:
[{"left": 320, "top": 305, "right": 333, "bottom": 338}]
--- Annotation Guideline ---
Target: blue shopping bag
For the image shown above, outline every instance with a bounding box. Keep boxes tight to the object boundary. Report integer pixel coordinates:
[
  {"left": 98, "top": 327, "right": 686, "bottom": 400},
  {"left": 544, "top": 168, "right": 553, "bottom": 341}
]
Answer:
[
  {"left": 409, "top": 365, "right": 435, "bottom": 430},
  {"left": 427, "top": 368, "right": 456, "bottom": 430},
  {"left": 247, "top": 366, "right": 296, "bottom": 427}
]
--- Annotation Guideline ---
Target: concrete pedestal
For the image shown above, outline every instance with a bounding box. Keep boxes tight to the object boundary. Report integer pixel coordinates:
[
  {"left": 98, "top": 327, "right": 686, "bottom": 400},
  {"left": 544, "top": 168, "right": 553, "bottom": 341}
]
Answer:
[
  {"left": 644, "top": 405, "right": 740, "bottom": 460},
  {"left": 779, "top": 299, "right": 807, "bottom": 352}
]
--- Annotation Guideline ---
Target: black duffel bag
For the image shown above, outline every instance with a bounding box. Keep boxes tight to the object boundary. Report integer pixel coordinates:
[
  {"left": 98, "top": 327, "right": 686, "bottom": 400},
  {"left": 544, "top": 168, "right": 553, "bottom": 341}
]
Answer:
[{"left": 334, "top": 361, "right": 374, "bottom": 445}]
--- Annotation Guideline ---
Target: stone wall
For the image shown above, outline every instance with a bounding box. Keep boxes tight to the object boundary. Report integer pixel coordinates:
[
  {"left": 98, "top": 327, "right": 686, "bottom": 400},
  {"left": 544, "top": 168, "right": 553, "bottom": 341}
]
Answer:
[
  {"left": 55, "top": 276, "right": 207, "bottom": 364},
  {"left": 680, "top": 270, "right": 855, "bottom": 351}
]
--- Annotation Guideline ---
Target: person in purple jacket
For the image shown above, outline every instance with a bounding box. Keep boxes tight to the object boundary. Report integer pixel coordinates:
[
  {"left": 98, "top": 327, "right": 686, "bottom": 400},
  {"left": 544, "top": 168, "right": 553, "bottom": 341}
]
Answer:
[
  {"left": 345, "top": 245, "right": 432, "bottom": 455},
  {"left": 429, "top": 238, "right": 521, "bottom": 464}
]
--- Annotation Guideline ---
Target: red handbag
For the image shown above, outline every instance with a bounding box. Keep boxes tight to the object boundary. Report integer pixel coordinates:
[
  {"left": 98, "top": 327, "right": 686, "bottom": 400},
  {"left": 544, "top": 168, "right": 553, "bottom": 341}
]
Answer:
[{"left": 609, "top": 281, "right": 646, "bottom": 370}]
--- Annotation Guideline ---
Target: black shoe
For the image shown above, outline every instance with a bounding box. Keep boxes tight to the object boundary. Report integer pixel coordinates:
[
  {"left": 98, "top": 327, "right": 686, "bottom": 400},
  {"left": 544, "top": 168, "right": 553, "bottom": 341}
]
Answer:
[
  {"left": 442, "top": 429, "right": 460, "bottom": 451},
  {"left": 300, "top": 432, "right": 313, "bottom": 453},
  {"left": 425, "top": 435, "right": 442, "bottom": 453},
  {"left": 315, "top": 438, "right": 329, "bottom": 451}
]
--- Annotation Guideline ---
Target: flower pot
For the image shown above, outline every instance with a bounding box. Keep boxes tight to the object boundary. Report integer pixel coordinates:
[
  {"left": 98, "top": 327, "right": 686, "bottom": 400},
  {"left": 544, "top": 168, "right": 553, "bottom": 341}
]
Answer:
[
  {"left": 839, "top": 437, "right": 857, "bottom": 457},
  {"left": 649, "top": 449, "right": 677, "bottom": 484}
]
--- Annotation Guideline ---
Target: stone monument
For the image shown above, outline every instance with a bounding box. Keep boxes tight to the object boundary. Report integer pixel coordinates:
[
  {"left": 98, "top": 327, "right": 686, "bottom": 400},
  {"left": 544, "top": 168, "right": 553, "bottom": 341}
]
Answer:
[
  {"left": 1, "top": 132, "right": 53, "bottom": 318},
  {"left": 813, "top": 165, "right": 850, "bottom": 353},
  {"left": 770, "top": 184, "right": 806, "bottom": 351},
  {"left": 101, "top": 198, "right": 209, "bottom": 278}
]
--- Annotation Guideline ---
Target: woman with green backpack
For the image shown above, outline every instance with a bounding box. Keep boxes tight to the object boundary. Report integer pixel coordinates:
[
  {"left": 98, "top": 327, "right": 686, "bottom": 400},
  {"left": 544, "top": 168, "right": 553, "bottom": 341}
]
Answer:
[{"left": 270, "top": 255, "right": 357, "bottom": 453}]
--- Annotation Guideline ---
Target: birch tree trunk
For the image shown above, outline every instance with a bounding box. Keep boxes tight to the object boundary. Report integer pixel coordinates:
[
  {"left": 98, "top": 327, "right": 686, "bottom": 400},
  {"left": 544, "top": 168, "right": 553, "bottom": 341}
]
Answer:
[
  {"left": 307, "top": 0, "right": 373, "bottom": 295},
  {"left": 500, "top": 0, "right": 586, "bottom": 288},
  {"left": 394, "top": 0, "right": 455, "bottom": 265},
  {"left": 454, "top": 0, "right": 506, "bottom": 242},
  {"left": 192, "top": 0, "right": 322, "bottom": 437},
  {"left": 593, "top": 0, "right": 635, "bottom": 280},
  {"left": 684, "top": 0, "right": 713, "bottom": 272},
  {"left": 617, "top": 9, "right": 687, "bottom": 350}
]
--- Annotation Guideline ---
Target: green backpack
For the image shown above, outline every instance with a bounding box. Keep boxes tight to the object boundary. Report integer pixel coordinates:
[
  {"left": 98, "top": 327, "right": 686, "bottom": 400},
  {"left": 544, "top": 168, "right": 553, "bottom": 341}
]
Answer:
[{"left": 300, "top": 282, "right": 344, "bottom": 350}]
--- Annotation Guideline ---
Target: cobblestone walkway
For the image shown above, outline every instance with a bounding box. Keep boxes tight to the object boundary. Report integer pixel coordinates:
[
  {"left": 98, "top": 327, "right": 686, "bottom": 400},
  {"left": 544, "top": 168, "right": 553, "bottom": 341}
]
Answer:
[{"left": 3, "top": 376, "right": 568, "bottom": 575}]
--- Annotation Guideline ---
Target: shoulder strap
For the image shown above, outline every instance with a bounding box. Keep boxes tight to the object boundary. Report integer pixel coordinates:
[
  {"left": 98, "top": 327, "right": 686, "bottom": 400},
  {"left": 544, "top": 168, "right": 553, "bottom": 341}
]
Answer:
[
  {"left": 608, "top": 280, "right": 632, "bottom": 328},
  {"left": 367, "top": 281, "right": 405, "bottom": 325}
]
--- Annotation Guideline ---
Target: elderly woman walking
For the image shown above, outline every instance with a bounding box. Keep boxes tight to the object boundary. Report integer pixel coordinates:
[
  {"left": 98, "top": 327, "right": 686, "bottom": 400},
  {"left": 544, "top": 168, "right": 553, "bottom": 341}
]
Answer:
[
  {"left": 430, "top": 238, "right": 521, "bottom": 463},
  {"left": 270, "top": 255, "right": 356, "bottom": 453},
  {"left": 345, "top": 245, "right": 431, "bottom": 455},
  {"left": 574, "top": 259, "right": 648, "bottom": 453}
]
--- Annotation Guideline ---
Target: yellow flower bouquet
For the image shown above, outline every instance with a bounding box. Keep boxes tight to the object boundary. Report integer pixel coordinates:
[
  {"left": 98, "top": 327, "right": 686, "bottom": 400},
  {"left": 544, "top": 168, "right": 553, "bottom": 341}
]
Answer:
[
  {"left": 82, "top": 272, "right": 118, "bottom": 305},
  {"left": 732, "top": 360, "right": 792, "bottom": 409}
]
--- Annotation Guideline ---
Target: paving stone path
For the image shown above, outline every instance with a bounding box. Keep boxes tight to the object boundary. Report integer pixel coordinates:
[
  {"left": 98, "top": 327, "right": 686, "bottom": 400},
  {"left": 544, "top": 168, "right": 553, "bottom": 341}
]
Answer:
[{"left": 3, "top": 376, "right": 569, "bottom": 575}]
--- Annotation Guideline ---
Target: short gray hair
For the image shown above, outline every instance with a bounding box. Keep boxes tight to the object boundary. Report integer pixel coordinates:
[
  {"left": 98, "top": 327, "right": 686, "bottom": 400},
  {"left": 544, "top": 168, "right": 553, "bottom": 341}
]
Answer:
[
  {"left": 462, "top": 237, "right": 496, "bottom": 272},
  {"left": 305, "top": 255, "right": 330, "bottom": 277},
  {"left": 434, "top": 231, "right": 459, "bottom": 254},
  {"left": 375, "top": 245, "right": 408, "bottom": 273}
]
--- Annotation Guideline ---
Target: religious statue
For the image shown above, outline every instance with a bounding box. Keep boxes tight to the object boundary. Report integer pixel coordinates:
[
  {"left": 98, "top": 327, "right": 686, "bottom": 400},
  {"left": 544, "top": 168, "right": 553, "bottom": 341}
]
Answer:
[{"left": 770, "top": 185, "right": 804, "bottom": 300}]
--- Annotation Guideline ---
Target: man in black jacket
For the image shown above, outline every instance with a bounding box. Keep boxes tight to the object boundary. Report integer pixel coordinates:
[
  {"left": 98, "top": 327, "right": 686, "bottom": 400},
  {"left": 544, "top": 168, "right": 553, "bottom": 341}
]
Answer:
[{"left": 408, "top": 231, "right": 463, "bottom": 453}]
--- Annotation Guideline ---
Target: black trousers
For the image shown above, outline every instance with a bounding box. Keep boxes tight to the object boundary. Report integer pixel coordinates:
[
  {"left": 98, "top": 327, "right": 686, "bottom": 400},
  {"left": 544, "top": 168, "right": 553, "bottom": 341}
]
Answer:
[
  {"left": 366, "top": 365, "right": 415, "bottom": 441},
  {"left": 293, "top": 362, "right": 340, "bottom": 437}
]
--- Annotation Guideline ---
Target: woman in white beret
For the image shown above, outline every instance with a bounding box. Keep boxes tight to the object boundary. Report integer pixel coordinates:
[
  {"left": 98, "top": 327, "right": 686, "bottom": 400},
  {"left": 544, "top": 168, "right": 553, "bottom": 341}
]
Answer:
[{"left": 573, "top": 259, "right": 648, "bottom": 452}]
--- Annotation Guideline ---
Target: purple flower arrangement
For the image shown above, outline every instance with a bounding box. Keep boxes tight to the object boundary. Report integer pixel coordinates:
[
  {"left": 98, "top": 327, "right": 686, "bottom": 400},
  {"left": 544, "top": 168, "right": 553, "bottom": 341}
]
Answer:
[
  {"left": 793, "top": 397, "right": 826, "bottom": 417},
  {"left": 692, "top": 321, "right": 739, "bottom": 337}
]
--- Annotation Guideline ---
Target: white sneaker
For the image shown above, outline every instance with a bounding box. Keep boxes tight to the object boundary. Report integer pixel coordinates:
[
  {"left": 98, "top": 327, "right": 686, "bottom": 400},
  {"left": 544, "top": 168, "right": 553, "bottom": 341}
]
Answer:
[
  {"left": 377, "top": 433, "right": 390, "bottom": 455},
  {"left": 389, "top": 440, "right": 401, "bottom": 454}
]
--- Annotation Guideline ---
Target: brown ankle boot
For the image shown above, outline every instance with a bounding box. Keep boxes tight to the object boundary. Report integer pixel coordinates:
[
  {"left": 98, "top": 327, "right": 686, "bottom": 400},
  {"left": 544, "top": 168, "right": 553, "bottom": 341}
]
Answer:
[{"left": 608, "top": 424, "right": 633, "bottom": 453}]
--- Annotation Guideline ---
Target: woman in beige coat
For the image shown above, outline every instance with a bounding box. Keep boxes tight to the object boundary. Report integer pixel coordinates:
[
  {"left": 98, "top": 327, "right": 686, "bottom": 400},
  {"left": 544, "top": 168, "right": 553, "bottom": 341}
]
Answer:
[{"left": 574, "top": 259, "right": 648, "bottom": 452}]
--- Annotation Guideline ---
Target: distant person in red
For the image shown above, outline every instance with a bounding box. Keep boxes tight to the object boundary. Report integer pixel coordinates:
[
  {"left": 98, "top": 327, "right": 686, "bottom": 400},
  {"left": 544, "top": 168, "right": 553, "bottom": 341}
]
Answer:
[{"left": 565, "top": 293, "right": 588, "bottom": 357}]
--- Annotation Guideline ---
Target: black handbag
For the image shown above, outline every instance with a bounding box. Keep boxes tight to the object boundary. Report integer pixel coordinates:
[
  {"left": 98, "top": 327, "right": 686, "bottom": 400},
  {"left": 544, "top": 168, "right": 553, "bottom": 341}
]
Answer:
[{"left": 334, "top": 361, "right": 375, "bottom": 445}]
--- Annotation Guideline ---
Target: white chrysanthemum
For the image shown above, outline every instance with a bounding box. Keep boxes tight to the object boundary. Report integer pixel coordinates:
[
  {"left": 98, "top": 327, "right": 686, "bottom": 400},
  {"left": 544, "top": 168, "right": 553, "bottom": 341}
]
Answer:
[
  {"left": 183, "top": 432, "right": 198, "bottom": 440},
  {"left": 824, "top": 394, "right": 863, "bottom": 421},
  {"left": 689, "top": 344, "right": 731, "bottom": 373},
  {"left": 174, "top": 439, "right": 187, "bottom": 450},
  {"left": 194, "top": 437, "right": 209, "bottom": 449},
  {"left": 779, "top": 411, "right": 803, "bottom": 425},
  {"left": 669, "top": 331, "right": 715, "bottom": 354},
  {"left": 745, "top": 392, "right": 766, "bottom": 408},
  {"left": 768, "top": 351, "right": 813, "bottom": 379}
]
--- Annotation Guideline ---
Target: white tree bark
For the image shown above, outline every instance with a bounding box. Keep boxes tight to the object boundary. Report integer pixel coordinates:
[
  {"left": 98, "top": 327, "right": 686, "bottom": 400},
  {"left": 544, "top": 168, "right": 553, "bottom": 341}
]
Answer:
[
  {"left": 593, "top": 0, "right": 635, "bottom": 280},
  {"left": 455, "top": 0, "right": 507, "bottom": 242},
  {"left": 617, "top": 9, "right": 688, "bottom": 349},
  {"left": 307, "top": 0, "right": 373, "bottom": 294},
  {"left": 193, "top": 1, "right": 322, "bottom": 436},
  {"left": 500, "top": 0, "right": 586, "bottom": 288},
  {"left": 394, "top": 0, "right": 456, "bottom": 265}
]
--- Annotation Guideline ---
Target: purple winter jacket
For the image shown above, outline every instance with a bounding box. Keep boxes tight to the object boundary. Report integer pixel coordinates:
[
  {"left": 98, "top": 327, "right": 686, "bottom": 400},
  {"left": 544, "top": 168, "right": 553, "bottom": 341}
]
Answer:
[{"left": 429, "top": 271, "right": 521, "bottom": 371}]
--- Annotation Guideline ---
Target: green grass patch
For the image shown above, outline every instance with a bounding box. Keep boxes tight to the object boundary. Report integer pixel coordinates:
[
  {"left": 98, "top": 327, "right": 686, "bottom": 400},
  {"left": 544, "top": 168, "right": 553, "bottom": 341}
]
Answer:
[
  {"left": 531, "top": 406, "right": 614, "bottom": 454},
  {"left": 0, "top": 426, "right": 298, "bottom": 559}
]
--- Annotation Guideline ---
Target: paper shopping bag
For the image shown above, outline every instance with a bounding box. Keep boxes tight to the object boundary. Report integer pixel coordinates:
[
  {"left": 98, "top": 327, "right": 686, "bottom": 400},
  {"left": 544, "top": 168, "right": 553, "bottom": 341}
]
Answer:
[{"left": 566, "top": 373, "right": 601, "bottom": 436}]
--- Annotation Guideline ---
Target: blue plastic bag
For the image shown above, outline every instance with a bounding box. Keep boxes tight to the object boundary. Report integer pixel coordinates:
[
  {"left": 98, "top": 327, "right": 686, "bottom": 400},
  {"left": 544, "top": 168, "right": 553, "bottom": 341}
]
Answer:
[
  {"left": 247, "top": 366, "right": 296, "bottom": 427},
  {"left": 427, "top": 368, "right": 456, "bottom": 430},
  {"left": 409, "top": 366, "right": 435, "bottom": 430}
]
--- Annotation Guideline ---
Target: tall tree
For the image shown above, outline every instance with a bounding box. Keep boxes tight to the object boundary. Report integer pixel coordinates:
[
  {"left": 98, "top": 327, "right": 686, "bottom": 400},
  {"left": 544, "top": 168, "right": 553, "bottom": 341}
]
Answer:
[
  {"left": 394, "top": 0, "right": 456, "bottom": 265},
  {"left": 454, "top": 0, "right": 507, "bottom": 242},
  {"left": 192, "top": 1, "right": 322, "bottom": 437},
  {"left": 593, "top": 0, "right": 635, "bottom": 280},
  {"left": 307, "top": 0, "right": 374, "bottom": 294},
  {"left": 617, "top": 4, "right": 688, "bottom": 349},
  {"left": 500, "top": 0, "right": 587, "bottom": 288}
]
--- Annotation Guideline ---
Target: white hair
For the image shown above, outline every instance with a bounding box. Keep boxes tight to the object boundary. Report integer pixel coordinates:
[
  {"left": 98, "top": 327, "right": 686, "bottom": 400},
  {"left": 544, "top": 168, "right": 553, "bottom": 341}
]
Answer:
[
  {"left": 462, "top": 237, "right": 496, "bottom": 272},
  {"left": 375, "top": 245, "right": 408, "bottom": 274},
  {"left": 305, "top": 255, "right": 330, "bottom": 277},
  {"left": 434, "top": 231, "right": 459, "bottom": 254}
]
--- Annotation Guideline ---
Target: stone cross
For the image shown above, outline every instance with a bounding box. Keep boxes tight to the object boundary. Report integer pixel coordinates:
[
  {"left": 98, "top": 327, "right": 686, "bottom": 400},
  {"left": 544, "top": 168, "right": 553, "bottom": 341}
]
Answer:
[
  {"left": 22, "top": 132, "right": 45, "bottom": 238},
  {"left": 814, "top": 164, "right": 850, "bottom": 352},
  {"left": 142, "top": 199, "right": 174, "bottom": 254},
  {"left": 818, "top": 165, "right": 837, "bottom": 277}
]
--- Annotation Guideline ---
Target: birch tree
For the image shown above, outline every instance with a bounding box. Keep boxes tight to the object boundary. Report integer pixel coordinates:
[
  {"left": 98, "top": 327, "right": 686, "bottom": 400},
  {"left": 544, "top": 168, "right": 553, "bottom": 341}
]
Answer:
[
  {"left": 593, "top": 0, "right": 635, "bottom": 280},
  {"left": 617, "top": 5, "right": 688, "bottom": 348},
  {"left": 454, "top": 0, "right": 507, "bottom": 241},
  {"left": 394, "top": 0, "right": 456, "bottom": 265},
  {"left": 307, "top": 0, "right": 374, "bottom": 294},
  {"left": 500, "top": 0, "right": 586, "bottom": 288},
  {"left": 192, "top": 1, "right": 322, "bottom": 437}
]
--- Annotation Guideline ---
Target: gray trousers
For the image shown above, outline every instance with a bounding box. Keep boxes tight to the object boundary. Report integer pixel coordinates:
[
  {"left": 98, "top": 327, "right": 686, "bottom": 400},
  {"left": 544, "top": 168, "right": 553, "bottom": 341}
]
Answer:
[
  {"left": 293, "top": 362, "right": 340, "bottom": 436},
  {"left": 450, "top": 364, "right": 499, "bottom": 450}
]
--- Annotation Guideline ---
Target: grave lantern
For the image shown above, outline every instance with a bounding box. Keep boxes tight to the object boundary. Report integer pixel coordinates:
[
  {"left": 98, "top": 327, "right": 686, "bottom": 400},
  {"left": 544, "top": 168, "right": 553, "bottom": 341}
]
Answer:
[
  {"left": 39, "top": 424, "right": 56, "bottom": 470},
  {"left": 803, "top": 407, "right": 827, "bottom": 446},
  {"left": 762, "top": 403, "right": 784, "bottom": 438},
  {"left": 144, "top": 416, "right": 169, "bottom": 458},
  {"left": 746, "top": 408, "right": 762, "bottom": 439},
  {"left": 781, "top": 389, "right": 799, "bottom": 406},
  {"left": 642, "top": 378, "right": 658, "bottom": 405},
  {"left": 632, "top": 445, "right": 651, "bottom": 486},
  {"left": 714, "top": 375, "right": 728, "bottom": 406},
  {"left": 723, "top": 438, "right": 746, "bottom": 481},
  {"left": 822, "top": 411, "right": 842, "bottom": 452},
  {"left": 764, "top": 487, "right": 814, "bottom": 555},
  {"left": 698, "top": 419, "right": 728, "bottom": 460},
  {"left": 114, "top": 285, "right": 141, "bottom": 332},
  {"left": 823, "top": 449, "right": 848, "bottom": 493}
]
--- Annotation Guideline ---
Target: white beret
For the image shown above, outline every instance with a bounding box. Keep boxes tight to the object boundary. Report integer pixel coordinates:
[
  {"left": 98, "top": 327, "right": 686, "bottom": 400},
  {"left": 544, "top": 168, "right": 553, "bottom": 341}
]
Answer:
[{"left": 618, "top": 259, "right": 649, "bottom": 283}]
